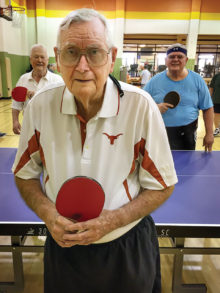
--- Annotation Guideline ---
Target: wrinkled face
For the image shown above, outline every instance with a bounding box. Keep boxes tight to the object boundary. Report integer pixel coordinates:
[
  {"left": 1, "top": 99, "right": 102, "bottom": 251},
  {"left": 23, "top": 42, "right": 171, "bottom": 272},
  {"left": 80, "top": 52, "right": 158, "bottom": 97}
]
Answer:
[
  {"left": 30, "top": 47, "right": 49, "bottom": 72},
  {"left": 165, "top": 52, "right": 188, "bottom": 73},
  {"left": 54, "top": 18, "right": 117, "bottom": 105}
]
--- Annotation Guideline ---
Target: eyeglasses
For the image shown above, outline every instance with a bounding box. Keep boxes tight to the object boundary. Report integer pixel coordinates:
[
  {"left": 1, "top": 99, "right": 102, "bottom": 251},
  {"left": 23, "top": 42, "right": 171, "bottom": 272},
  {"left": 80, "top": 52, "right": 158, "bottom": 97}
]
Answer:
[
  {"left": 167, "top": 55, "right": 185, "bottom": 60},
  {"left": 57, "top": 46, "right": 111, "bottom": 67},
  {"left": 32, "top": 55, "right": 47, "bottom": 60}
]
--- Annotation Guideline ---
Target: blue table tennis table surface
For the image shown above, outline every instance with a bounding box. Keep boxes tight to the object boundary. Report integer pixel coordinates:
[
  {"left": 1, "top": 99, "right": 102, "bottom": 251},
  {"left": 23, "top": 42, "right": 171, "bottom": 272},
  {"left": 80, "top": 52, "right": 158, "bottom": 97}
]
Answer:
[{"left": 0, "top": 148, "right": 220, "bottom": 238}]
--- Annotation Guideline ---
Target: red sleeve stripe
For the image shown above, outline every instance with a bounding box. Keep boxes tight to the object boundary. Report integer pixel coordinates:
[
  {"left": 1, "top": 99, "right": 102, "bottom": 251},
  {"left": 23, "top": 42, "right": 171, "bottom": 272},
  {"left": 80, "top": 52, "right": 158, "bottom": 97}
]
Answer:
[
  {"left": 142, "top": 151, "right": 167, "bottom": 188},
  {"left": 36, "top": 130, "right": 47, "bottom": 168},
  {"left": 131, "top": 138, "right": 167, "bottom": 188},
  {"left": 45, "top": 175, "right": 49, "bottom": 184},
  {"left": 14, "top": 130, "right": 47, "bottom": 178},
  {"left": 130, "top": 138, "right": 145, "bottom": 174},
  {"left": 123, "top": 179, "right": 133, "bottom": 201}
]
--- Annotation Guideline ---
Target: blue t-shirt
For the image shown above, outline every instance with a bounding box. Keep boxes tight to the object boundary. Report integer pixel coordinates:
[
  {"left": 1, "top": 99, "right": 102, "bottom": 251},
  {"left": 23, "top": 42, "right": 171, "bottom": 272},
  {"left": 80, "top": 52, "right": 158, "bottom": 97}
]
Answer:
[{"left": 144, "top": 70, "right": 213, "bottom": 127}]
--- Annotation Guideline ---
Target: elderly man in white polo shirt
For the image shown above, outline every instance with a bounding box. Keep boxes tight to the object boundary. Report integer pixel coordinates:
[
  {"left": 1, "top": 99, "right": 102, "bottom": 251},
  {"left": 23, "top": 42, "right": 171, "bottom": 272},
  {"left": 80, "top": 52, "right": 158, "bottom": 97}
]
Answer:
[
  {"left": 12, "top": 8, "right": 177, "bottom": 293},
  {"left": 12, "top": 44, "right": 63, "bottom": 134}
]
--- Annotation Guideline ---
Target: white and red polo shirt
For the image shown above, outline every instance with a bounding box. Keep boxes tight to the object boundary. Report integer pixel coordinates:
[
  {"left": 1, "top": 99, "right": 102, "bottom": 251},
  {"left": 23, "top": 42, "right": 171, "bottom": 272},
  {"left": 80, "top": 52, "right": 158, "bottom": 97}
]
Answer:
[
  {"left": 12, "top": 70, "right": 63, "bottom": 111},
  {"left": 12, "top": 77, "right": 177, "bottom": 211}
]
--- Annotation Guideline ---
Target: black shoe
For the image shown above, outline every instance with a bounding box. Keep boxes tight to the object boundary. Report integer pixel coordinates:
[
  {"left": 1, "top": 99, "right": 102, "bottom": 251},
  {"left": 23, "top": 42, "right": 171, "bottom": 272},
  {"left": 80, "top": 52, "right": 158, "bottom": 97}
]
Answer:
[{"left": 0, "top": 132, "right": 6, "bottom": 137}]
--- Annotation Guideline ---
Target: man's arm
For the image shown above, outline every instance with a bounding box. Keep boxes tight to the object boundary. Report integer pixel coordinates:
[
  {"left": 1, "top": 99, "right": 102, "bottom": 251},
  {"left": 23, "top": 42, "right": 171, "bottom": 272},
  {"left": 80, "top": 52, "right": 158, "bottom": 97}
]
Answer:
[
  {"left": 202, "top": 107, "right": 214, "bottom": 152},
  {"left": 14, "top": 177, "right": 76, "bottom": 247},
  {"left": 209, "top": 87, "right": 213, "bottom": 97},
  {"left": 157, "top": 103, "right": 173, "bottom": 113},
  {"left": 12, "top": 109, "right": 21, "bottom": 134},
  {"left": 15, "top": 176, "right": 174, "bottom": 247},
  {"left": 62, "top": 185, "right": 175, "bottom": 246}
]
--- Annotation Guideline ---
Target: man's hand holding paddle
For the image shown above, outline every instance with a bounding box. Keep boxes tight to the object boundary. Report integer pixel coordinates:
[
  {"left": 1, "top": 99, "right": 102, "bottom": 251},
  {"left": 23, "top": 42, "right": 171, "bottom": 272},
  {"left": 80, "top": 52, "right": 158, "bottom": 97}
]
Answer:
[
  {"left": 53, "top": 209, "right": 116, "bottom": 247},
  {"left": 158, "top": 91, "right": 180, "bottom": 113},
  {"left": 12, "top": 86, "right": 35, "bottom": 102},
  {"left": 11, "top": 87, "right": 36, "bottom": 134},
  {"left": 158, "top": 102, "right": 174, "bottom": 113},
  {"left": 48, "top": 176, "right": 113, "bottom": 247}
]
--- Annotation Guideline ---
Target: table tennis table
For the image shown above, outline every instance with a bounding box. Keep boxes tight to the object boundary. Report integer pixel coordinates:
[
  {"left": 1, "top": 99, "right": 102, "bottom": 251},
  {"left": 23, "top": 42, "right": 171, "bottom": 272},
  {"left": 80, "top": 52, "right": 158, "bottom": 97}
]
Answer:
[{"left": 0, "top": 148, "right": 220, "bottom": 293}]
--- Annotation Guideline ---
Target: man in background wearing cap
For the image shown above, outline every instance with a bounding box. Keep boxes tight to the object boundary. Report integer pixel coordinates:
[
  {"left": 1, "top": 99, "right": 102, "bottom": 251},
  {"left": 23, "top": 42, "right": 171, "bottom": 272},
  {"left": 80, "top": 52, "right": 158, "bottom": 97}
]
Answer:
[{"left": 144, "top": 43, "right": 214, "bottom": 151}]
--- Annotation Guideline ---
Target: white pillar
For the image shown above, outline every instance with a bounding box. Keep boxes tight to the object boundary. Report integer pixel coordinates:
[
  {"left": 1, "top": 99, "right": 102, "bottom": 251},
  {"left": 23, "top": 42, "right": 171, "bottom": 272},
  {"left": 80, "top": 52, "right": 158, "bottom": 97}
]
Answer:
[
  {"left": 113, "top": 0, "right": 125, "bottom": 58},
  {"left": 186, "top": 18, "right": 200, "bottom": 60},
  {"left": 114, "top": 17, "right": 124, "bottom": 58}
]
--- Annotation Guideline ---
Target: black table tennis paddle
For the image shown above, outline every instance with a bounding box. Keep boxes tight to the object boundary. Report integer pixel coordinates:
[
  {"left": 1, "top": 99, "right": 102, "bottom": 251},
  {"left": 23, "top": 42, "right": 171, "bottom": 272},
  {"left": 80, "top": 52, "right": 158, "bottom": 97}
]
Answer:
[{"left": 164, "top": 91, "right": 180, "bottom": 108}]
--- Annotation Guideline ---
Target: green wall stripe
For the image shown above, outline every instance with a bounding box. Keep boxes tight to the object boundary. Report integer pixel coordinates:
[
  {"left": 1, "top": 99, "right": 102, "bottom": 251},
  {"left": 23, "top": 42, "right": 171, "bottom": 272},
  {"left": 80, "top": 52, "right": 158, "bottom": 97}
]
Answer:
[
  {"left": 186, "top": 59, "right": 195, "bottom": 71},
  {"left": 10, "top": 55, "right": 30, "bottom": 86},
  {"left": 0, "top": 52, "right": 30, "bottom": 97},
  {"left": 112, "top": 58, "right": 122, "bottom": 80},
  {"left": 0, "top": 54, "right": 59, "bottom": 97},
  {"left": 0, "top": 52, "right": 8, "bottom": 97}
]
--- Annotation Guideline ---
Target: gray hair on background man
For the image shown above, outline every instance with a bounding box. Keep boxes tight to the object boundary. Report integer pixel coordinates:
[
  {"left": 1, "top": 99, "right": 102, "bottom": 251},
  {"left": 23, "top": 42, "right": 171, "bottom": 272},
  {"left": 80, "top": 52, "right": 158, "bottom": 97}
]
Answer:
[
  {"left": 30, "top": 44, "right": 48, "bottom": 57},
  {"left": 56, "top": 8, "right": 114, "bottom": 49}
]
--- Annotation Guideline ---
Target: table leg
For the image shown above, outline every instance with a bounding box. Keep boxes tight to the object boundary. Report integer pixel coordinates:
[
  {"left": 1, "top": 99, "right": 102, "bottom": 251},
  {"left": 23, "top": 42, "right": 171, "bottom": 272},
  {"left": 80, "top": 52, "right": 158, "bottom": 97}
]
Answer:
[
  {"left": 172, "top": 238, "right": 207, "bottom": 293},
  {"left": 0, "top": 236, "right": 24, "bottom": 293}
]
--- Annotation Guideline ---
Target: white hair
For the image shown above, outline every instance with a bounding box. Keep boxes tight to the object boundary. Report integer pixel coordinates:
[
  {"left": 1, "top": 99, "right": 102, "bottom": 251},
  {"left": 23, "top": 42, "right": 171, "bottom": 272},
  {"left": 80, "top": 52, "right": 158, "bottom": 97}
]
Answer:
[
  {"left": 56, "top": 8, "right": 114, "bottom": 49},
  {"left": 30, "top": 44, "right": 48, "bottom": 57}
]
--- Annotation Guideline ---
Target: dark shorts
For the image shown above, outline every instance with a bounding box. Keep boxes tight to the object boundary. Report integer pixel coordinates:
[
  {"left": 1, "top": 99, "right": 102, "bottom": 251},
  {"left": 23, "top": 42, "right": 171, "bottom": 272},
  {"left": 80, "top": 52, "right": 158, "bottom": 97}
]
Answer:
[
  {"left": 44, "top": 216, "right": 161, "bottom": 293},
  {"left": 166, "top": 119, "right": 198, "bottom": 150},
  {"left": 214, "top": 104, "right": 220, "bottom": 113}
]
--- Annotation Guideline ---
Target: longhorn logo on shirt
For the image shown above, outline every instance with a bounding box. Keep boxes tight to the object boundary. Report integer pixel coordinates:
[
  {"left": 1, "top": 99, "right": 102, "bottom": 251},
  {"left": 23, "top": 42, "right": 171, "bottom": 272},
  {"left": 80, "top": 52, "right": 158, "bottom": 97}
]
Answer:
[{"left": 103, "top": 133, "right": 123, "bottom": 145}]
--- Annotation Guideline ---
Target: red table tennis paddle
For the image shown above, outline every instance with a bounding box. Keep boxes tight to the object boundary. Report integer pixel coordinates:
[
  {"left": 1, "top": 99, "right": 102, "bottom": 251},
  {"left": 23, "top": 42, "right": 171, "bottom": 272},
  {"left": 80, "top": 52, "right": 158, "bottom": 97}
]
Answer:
[
  {"left": 56, "top": 176, "right": 105, "bottom": 222},
  {"left": 12, "top": 86, "right": 28, "bottom": 102},
  {"left": 164, "top": 91, "right": 180, "bottom": 108}
]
